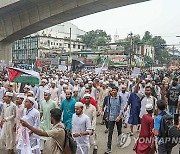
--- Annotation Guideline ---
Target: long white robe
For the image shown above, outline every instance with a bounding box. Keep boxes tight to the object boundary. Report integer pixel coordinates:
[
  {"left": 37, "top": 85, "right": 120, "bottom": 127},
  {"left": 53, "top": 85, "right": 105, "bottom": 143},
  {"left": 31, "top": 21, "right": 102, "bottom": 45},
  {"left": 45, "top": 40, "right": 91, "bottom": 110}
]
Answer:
[
  {"left": 72, "top": 113, "right": 92, "bottom": 154},
  {"left": 21, "top": 108, "right": 40, "bottom": 154},
  {"left": 0, "top": 101, "right": 16, "bottom": 150}
]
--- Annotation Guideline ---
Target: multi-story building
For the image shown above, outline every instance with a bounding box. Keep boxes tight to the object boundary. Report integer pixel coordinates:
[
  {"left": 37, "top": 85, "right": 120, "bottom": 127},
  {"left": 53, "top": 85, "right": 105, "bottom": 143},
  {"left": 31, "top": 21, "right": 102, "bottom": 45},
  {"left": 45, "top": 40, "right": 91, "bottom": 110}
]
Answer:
[{"left": 12, "top": 22, "right": 86, "bottom": 64}]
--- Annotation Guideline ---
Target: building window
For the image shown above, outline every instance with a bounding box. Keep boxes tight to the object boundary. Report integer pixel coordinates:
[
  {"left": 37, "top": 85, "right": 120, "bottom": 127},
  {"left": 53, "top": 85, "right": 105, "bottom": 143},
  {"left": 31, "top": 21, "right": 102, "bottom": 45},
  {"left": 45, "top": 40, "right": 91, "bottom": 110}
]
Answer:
[
  {"left": 73, "top": 44, "right": 76, "bottom": 48},
  {"left": 78, "top": 45, "right": 80, "bottom": 49},
  {"left": 68, "top": 44, "right": 70, "bottom": 48}
]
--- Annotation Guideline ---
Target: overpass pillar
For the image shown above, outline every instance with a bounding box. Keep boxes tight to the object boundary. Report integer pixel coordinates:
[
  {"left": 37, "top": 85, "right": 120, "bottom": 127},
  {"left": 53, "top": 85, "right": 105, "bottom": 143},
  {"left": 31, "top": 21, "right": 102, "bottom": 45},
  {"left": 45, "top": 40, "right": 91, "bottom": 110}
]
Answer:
[{"left": 0, "top": 42, "right": 12, "bottom": 64}]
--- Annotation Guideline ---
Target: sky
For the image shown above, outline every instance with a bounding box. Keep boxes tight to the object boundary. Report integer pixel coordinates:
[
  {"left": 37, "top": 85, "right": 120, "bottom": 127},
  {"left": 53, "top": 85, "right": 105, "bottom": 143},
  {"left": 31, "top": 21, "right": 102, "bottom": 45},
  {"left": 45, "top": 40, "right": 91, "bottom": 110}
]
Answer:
[{"left": 70, "top": 0, "right": 180, "bottom": 49}]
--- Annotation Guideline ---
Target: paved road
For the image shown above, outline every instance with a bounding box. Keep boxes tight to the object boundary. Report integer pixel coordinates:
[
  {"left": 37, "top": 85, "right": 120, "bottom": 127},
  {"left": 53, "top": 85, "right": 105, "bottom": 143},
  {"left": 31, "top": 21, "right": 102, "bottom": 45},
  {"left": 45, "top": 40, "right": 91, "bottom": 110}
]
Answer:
[
  {"left": 94, "top": 117, "right": 179, "bottom": 154},
  {"left": 1, "top": 117, "right": 179, "bottom": 154}
]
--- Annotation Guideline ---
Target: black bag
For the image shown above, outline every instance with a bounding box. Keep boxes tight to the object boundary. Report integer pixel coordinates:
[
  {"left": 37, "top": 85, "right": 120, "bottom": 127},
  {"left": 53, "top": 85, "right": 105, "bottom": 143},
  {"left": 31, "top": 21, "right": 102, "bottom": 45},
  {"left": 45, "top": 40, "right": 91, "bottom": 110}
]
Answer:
[
  {"left": 63, "top": 130, "right": 77, "bottom": 154},
  {"left": 159, "top": 112, "right": 180, "bottom": 149}
]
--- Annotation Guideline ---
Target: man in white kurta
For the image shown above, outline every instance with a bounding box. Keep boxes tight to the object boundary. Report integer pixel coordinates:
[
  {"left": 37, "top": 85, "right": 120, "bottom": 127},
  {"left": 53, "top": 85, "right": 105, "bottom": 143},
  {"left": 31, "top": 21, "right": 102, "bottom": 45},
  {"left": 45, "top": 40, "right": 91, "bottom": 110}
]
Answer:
[
  {"left": 72, "top": 102, "right": 92, "bottom": 154},
  {"left": 15, "top": 93, "right": 25, "bottom": 143},
  {"left": 0, "top": 92, "right": 16, "bottom": 153},
  {"left": 0, "top": 81, "right": 6, "bottom": 102},
  {"left": 22, "top": 97, "right": 41, "bottom": 154},
  {"left": 35, "top": 79, "right": 49, "bottom": 104},
  {"left": 49, "top": 81, "right": 59, "bottom": 104},
  {"left": 83, "top": 94, "right": 97, "bottom": 152}
]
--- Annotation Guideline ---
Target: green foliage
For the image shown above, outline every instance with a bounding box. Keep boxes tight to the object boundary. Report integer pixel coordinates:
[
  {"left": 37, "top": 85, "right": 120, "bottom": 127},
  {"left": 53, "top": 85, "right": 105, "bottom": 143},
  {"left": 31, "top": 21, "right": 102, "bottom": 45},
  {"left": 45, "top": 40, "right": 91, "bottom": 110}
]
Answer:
[
  {"left": 144, "top": 55, "right": 154, "bottom": 67},
  {"left": 80, "top": 29, "right": 111, "bottom": 49},
  {"left": 142, "top": 31, "right": 152, "bottom": 43}
]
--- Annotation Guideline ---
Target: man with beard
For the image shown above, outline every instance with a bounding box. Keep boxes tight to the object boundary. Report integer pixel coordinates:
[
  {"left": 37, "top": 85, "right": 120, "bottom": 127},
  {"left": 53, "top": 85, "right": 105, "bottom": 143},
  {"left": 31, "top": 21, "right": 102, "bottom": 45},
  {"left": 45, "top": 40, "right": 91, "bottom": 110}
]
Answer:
[
  {"left": 40, "top": 90, "right": 58, "bottom": 151},
  {"left": 72, "top": 102, "right": 92, "bottom": 154},
  {"left": 60, "top": 90, "right": 76, "bottom": 131},
  {"left": 0, "top": 92, "right": 16, "bottom": 154},
  {"left": 83, "top": 94, "right": 97, "bottom": 153},
  {"left": 20, "top": 108, "right": 65, "bottom": 154},
  {"left": 119, "top": 85, "right": 130, "bottom": 128},
  {"left": 166, "top": 78, "right": 180, "bottom": 115}
]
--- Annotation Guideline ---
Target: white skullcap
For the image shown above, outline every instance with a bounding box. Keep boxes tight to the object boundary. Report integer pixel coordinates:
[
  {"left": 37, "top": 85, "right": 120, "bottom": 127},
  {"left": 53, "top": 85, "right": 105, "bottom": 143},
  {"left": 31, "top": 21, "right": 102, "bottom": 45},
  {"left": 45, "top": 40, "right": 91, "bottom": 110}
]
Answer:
[
  {"left": 24, "top": 85, "right": 30, "bottom": 89},
  {"left": 99, "top": 80, "right": 103, "bottom": 83},
  {"left": 64, "top": 80, "right": 68, "bottom": 83},
  {"left": 44, "top": 90, "right": 51, "bottom": 95},
  {"left": 28, "top": 91, "right": 34, "bottom": 96},
  {"left": 5, "top": 92, "right": 13, "bottom": 97},
  {"left": 63, "top": 84, "right": 68, "bottom": 88},
  {"left": 51, "top": 81, "right": 56, "bottom": 84},
  {"left": 17, "top": 93, "right": 25, "bottom": 99},
  {"left": 146, "top": 103, "right": 153, "bottom": 111},
  {"left": 121, "top": 78, "right": 125, "bottom": 81},
  {"left": 102, "top": 82, "right": 106, "bottom": 85},
  {"left": 75, "top": 102, "right": 84, "bottom": 107},
  {"left": 88, "top": 81, "right": 93, "bottom": 84},
  {"left": 83, "top": 93, "right": 91, "bottom": 98},
  {"left": 66, "top": 89, "right": 72, "bottom": 93},
  {"left": 73, "top": 87, "right": 79, "bottom": 92},
  {"left": 42, "top": 79, "right": 47, "bottom": 83},
  {"left": 60, "top": 79, "right": 64, "bottom": 82},
  {"left": 142, "top": 80, "right": 146, "bottom": 83},
  {"left": 26, "top": 97, "right": 35, "bottom": 104},
  {"left": 109, "top": 79, "right": 113, "bottom": 82},
  {"left": 0, "top": 81, "right": 2, "bottom": 84}
]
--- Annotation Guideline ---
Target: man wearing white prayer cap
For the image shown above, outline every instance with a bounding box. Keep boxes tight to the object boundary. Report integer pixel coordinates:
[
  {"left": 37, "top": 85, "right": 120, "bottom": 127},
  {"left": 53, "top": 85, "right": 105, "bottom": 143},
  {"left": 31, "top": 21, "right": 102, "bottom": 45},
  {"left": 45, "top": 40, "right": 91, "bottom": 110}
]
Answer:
[
  {"left": 72, "top": 101, "right": 92, "bottom": 154},
  {"left": 134, "top": 103, "right": 154, "bottom": 154},
  {"left": 22, "top": 96, "right": 41, "bottom": 154},
  {"left": 50, "top": 81, "right": 59, "bottom": 104},
  {"left": 39, "top": 89, "right": 58, "bottom": 151},
  {"left": 35, "top": 78, "right": 49, "bottom": 103},
  {"left": 0, "top": 91, "right": 16, "bottom": 153},
  {"left": 72, "top": 87, "right": 81, "bottom": 102},
  {"left": 16, "top": 93, "right": 25, "bottom": 143}
]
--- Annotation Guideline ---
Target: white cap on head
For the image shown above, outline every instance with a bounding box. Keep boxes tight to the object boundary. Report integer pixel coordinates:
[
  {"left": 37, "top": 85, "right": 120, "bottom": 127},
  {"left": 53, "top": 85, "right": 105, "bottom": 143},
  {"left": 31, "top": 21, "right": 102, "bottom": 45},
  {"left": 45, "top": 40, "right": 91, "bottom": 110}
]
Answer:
[
  {"left": 44, "top": 90, "right": 51, "bottom": 95},
  {"left": 63, "top": 84, "right": 68, "bottom": 88},
  {"left": 83, "top": 93, "right": 91, "bottom": 98},
  {"left": 24, "top": 85, "right": 30, "bottom": 89},
  {"left": 0, "top": 81, "right": 2, "bottom": 84},
  {"left": 73, "top": 87, "right": 79, "bottom": 92},
  {"left": 99, "top": 80, "right": 103, "bottom": 83},
  {"left": 28, "top": 91, "right": 34, "bottom": 96},
  {"left": 145, "top": 103, "right": 153, "bottom": 111},
  {"left": 51, "top": 81, "right": 56, "bottom": 84},
  {"left": 42, "top": 79, "right": 47, "bottom": 83},
  {"left": 66, "top": 89, "right": 72, "bottom": 93},
  {"left": 142, "top": 80, "right": 146, "bottom": 83},
  {"left": 26, "top": 97, "right": 35, "bottom": 104},
  {"left": 88, "top": 81, "right": 93, "bottom": 84},
  {"left": 75, "top": 102, "right": 84, "bottom": 107},
  {"left": 60, "top": 79, "right": 64, "bottom": 82},
  {"left": 17, "top": 93, "right": 25, "bottom": 99},
  {"left": 64, "top": 80, "right": 68, "bottom": 83},
  {"left": 5, "top": 92, "right": 13, "bottom": 97},
  {"left": 102, "top": 82, "right": 106, "bottom": 85}
]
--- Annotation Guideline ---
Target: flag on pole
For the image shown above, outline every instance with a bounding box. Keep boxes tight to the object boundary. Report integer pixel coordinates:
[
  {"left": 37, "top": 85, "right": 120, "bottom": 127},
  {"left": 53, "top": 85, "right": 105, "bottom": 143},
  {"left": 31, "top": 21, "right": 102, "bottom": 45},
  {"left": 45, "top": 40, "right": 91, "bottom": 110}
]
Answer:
[{"left": 7, "top": 67, "right": 40, "bottom": 84}]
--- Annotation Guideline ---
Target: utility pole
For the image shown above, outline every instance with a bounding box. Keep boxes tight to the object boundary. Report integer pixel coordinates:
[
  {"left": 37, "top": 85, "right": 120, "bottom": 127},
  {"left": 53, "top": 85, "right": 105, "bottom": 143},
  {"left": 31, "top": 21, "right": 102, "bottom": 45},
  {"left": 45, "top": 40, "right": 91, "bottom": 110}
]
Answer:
[
  {"left": 129, "top": 32, "right": 133, "bottom": 68},
  {"left": 69, "top": 28, "right": 72, "bottom": 58},
  {"left": 172, "top": 45, "right": 175, "bottom": 65}
]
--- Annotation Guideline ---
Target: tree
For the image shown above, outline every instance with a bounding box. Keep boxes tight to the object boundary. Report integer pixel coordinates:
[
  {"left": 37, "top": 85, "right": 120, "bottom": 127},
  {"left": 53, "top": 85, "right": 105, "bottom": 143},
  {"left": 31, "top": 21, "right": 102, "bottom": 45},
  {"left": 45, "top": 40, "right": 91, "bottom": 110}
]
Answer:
[
  {"left": 144, "top": 55, "right": 154, "bottom": 67},
  {"left": 81, "top": 30, "right": 111, "bottom": 49},
  {"left": 149, "top": 36, "right": 169, "bottom": 64},
  {"left": 142, "top": 31, "right": 152, "bottom": 43}
]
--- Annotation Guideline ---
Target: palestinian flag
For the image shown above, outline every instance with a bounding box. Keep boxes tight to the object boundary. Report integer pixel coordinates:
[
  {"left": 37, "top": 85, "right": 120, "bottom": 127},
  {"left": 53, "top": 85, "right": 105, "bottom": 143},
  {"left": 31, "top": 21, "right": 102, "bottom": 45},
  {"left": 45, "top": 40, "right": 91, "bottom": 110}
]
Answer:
[{"left": 7, "top": 67, "right": 40, "bottom": 84}]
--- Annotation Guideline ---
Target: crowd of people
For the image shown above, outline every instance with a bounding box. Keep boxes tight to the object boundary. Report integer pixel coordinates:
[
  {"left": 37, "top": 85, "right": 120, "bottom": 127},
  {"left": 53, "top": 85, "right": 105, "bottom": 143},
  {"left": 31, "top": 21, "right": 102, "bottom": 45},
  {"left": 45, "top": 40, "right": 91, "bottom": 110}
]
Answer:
[{"left": 0, "top": 68, "right": 179, "bottom": 154}]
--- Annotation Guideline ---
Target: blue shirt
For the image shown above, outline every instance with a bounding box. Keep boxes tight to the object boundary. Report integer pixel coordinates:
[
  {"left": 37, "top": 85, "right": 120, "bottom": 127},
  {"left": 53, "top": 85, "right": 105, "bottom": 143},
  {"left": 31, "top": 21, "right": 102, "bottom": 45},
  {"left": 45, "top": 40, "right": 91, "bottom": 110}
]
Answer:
[
  {"left": 60, "top": 98, "right": 76, "bottom": 130},
  {"left": 154, "top": 110, "right": 166, "bottom": 131},
  {"left": 107, "top": 96, "right": 123, "bottom": 121}
]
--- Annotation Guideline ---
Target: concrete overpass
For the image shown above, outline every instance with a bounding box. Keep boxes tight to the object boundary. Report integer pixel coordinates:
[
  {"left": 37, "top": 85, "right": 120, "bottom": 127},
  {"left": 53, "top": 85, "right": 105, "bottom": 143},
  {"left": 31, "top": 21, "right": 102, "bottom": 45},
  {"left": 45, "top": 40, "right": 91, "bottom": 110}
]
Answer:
[{"left": 0, "top": 0, "right": 149, "bottom": 63}]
